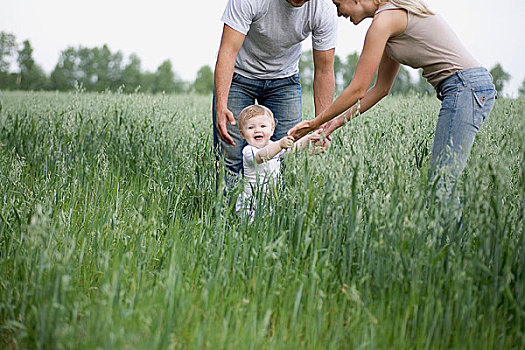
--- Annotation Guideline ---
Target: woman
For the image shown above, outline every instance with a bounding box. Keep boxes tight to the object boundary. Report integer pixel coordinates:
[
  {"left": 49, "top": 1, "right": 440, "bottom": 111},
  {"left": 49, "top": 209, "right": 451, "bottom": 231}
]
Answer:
[{"left": 289, "top": 0, "right": 496, "bottom": 198}]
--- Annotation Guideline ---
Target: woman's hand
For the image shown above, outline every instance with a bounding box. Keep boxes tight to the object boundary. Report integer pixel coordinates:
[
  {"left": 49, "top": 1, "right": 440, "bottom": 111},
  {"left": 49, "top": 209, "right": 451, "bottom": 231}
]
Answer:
[
  {"left": 320, "top": 116, "right": 345, "bottom": 138},
  {"left": 308, "top": 129, "right": 330, "bottom": 154},
  {"left": 288, "top": 120, "right": 316, "bottom": 140}
]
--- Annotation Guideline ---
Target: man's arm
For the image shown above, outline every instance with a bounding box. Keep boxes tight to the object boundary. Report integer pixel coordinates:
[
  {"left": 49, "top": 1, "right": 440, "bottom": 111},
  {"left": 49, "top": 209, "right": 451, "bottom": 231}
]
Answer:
[
  {"left": 214, "top": 24, "right": 246, "bottom": 146},
  {"left": 312, "top": 48, "right": 335, "bottom": 117},
  {"left": 311, "top": 48, "right": 335, "bottom": 149}
]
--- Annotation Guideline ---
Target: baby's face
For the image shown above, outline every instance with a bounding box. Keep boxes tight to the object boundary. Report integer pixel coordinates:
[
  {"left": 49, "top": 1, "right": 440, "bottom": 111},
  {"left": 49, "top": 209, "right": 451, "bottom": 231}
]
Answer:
[{"left": 241, "top": 114, "right": 275, "bottom": 148}]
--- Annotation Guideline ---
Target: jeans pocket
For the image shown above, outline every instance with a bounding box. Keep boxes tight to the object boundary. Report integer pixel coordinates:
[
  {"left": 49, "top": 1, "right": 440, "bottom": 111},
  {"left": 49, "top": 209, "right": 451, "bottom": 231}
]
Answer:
[
  {"left": 472, "top": 86, "right": 496, "bottom": 108},
  {"left": 472, "top": 86, "right": 496, "bottom": 128}
]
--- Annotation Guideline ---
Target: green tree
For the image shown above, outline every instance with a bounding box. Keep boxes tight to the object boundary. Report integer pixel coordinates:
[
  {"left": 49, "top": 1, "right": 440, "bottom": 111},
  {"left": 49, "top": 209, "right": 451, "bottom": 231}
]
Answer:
[
  {"left": 390, "top": 66, "right": 419, "bottom": 95},
  {"left": 415, "top": 71, "right": 434, "bottom": 95},
  {"left": 390, "top": 66, "right": 412, "bottom": 94},
  {"left": 50, "top": 47, "right": 80, "bottom": 91},
  {"left": 342, "top": 52, "right": 360, "bottom": 87},
  {"left": 193, "top": 65, "right": 214, "bottom": 94},
  {"left": 333, "top": 53, "right": 345, "bottom": 94},
  {"left": 105, "top": 46, "right": 124, "bottom": 91},
  {"left": 299, "top": 50, "right": 348, "bottom": 93},
  {"left": 152, "top": 60, "right": 176, "bottom": 94},
  {"left": 92, "top": 45, "right": 123, "bottom": 91},
  {"left": 0, "top": 32, "right": 16, "bottom": 73},
  {"left": 76, "top": 46, "right": 97, "bottom": 90},
  {"left": 341, "top": 52, "right": 377, "bottom": 92},
  {"left": 122, "top": 53, "right": 143, "bottom": 93},
  {"left": 141, "top": 72, "right": 155, "bottom": 94},
  {"left": 0, "top": 32, "right": 17, "bottom": 89},
  {"left": 50, "top": 45, "right": 126, "bottom": 92},
  {"left": 299, "top": 50, "right": 314, "bottom": 92},
  {"left": 17, "top": 40, "right": 48, "bottom": 90},
  {"left": 490, "top": 63, "right": 510, "bottom": 94},
  {"left": 518, "top": 77, "right": 525, "bottom": 97}
]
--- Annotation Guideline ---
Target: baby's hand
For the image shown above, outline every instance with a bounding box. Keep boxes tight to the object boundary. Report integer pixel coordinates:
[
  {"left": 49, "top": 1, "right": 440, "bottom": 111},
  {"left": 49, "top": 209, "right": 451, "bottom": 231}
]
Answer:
[{"left": 279, "top": 135, "right": 294, "bottom": 149}]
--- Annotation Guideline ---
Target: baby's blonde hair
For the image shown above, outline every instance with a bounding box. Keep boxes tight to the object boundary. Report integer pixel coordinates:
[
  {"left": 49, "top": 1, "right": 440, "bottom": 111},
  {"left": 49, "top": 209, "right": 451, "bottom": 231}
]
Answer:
[{"left": 237, "top": 105, "right": 276, "bottom": 131}]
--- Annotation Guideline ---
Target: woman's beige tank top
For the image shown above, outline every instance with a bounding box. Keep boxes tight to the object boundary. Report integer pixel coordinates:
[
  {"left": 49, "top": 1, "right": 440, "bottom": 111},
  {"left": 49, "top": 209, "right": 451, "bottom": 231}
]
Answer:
[{"left": 375, "top": 3, "right": 480, "bottom": 87}]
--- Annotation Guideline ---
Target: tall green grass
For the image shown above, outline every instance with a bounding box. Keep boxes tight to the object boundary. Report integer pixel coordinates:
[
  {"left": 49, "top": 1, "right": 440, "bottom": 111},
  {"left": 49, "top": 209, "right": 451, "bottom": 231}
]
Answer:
[{"left": 0, "top": 90, "right": 523, "bottom": 349}]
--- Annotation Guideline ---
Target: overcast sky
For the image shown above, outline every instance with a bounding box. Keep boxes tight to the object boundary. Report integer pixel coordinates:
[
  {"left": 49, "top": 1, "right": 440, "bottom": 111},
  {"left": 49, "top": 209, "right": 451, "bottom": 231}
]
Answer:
[{"left": 1, "top": 0, "right": 524, "bottom": 96}]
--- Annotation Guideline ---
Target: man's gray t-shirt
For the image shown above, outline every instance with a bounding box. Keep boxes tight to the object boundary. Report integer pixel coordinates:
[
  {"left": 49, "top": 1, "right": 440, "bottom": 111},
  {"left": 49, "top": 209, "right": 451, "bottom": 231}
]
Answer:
[{"left": 221, "top": 0, "right": 337, "bottom": 80}]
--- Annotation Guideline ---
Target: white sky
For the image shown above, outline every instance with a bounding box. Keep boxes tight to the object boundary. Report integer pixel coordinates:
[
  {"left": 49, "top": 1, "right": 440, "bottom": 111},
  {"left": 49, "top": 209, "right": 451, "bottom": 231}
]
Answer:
[{"left": 1, "top": 0, "right": 524, "bottom": 96}]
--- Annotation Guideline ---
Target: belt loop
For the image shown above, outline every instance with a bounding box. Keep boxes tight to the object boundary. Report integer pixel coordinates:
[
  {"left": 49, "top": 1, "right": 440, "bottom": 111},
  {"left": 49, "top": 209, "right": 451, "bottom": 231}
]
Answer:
[{"left": 456, "top": 70, "right": 467, "bottom": 86}]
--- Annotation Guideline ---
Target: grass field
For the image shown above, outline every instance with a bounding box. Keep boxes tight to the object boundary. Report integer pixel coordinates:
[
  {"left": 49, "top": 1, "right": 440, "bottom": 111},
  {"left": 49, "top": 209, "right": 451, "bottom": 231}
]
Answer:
[{"left": 0, "top": 90, "right": 524, "bottom": 349}]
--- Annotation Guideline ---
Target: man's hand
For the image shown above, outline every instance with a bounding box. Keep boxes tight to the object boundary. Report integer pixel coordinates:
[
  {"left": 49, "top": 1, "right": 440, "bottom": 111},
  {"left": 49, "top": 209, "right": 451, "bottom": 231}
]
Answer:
[
  {"left": 214, "top": 25, "right": 246, "bottom": 147},
  {"left": 216, "top": 107, "right": 237, "bottom": 146},
  {"left": 279, "top": 135, "right": 295, "bottom": 149},
  {"left": 288, "top": 120, "right": 315, "bottom": 141}
]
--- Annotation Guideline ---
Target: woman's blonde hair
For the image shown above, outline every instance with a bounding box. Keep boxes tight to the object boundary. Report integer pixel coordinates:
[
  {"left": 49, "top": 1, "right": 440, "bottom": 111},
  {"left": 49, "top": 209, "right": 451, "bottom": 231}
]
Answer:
[
  {"left": 238, "top": 105, "right": 276, "bottom": 131},
  {"left": 375, "top": 0, "right": 434, "bottom": 17}
]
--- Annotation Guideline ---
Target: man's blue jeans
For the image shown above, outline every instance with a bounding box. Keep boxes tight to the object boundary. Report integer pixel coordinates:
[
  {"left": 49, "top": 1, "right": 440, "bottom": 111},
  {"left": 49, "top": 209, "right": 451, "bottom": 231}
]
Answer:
[
  {"left": 430, "top": 67, "right": 497, "bottom": 200},
  {"left": 213, "top": 72, "right": 302, "bottom": 185}
]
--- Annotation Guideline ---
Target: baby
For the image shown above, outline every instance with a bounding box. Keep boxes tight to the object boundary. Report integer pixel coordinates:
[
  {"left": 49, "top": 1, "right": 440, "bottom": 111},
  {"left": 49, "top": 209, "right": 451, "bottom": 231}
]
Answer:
[{"left": 235, "top": 104, "right": 321, "bottom": 217}]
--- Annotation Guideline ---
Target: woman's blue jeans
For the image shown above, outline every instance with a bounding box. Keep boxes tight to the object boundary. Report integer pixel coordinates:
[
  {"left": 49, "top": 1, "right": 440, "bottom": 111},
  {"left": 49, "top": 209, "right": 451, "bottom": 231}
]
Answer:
[
  {"left": 430, "top": 67, "right": 497, "bottom": 200},
  {"left": 213, "top": 72, "right": 302, "bottom": 187}
]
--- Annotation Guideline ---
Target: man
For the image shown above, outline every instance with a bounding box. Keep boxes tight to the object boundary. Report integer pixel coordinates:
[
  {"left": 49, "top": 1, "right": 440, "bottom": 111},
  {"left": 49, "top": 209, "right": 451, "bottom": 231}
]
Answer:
[{"left": 213, "top": 0, "right": 337, "bottom": 185}]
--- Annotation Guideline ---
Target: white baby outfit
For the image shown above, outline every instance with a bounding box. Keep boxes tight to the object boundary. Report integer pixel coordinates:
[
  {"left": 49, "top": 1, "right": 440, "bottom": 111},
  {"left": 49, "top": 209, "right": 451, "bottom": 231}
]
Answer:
[{"left": 235, "top": 141, "right": 287, "bottom": 217}]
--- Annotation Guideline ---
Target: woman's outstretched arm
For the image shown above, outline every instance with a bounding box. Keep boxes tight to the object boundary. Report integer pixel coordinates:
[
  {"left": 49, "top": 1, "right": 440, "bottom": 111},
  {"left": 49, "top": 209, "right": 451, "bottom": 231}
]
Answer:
[
  {"left": 323, "top": 51, "right": 401, "bottom": 136},
  {"left": 289, "top": 10, "right": 406, "bottom": 140}
]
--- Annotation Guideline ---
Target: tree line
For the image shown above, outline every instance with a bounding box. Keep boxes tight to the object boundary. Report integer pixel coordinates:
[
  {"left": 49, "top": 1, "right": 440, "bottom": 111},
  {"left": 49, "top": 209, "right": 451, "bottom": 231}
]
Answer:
[
  {"left": 0, "top": 32, "right": 214, "bottom": 94},
  {"left": 1, "top": 32, "right": 523, "bottom": 96}
]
